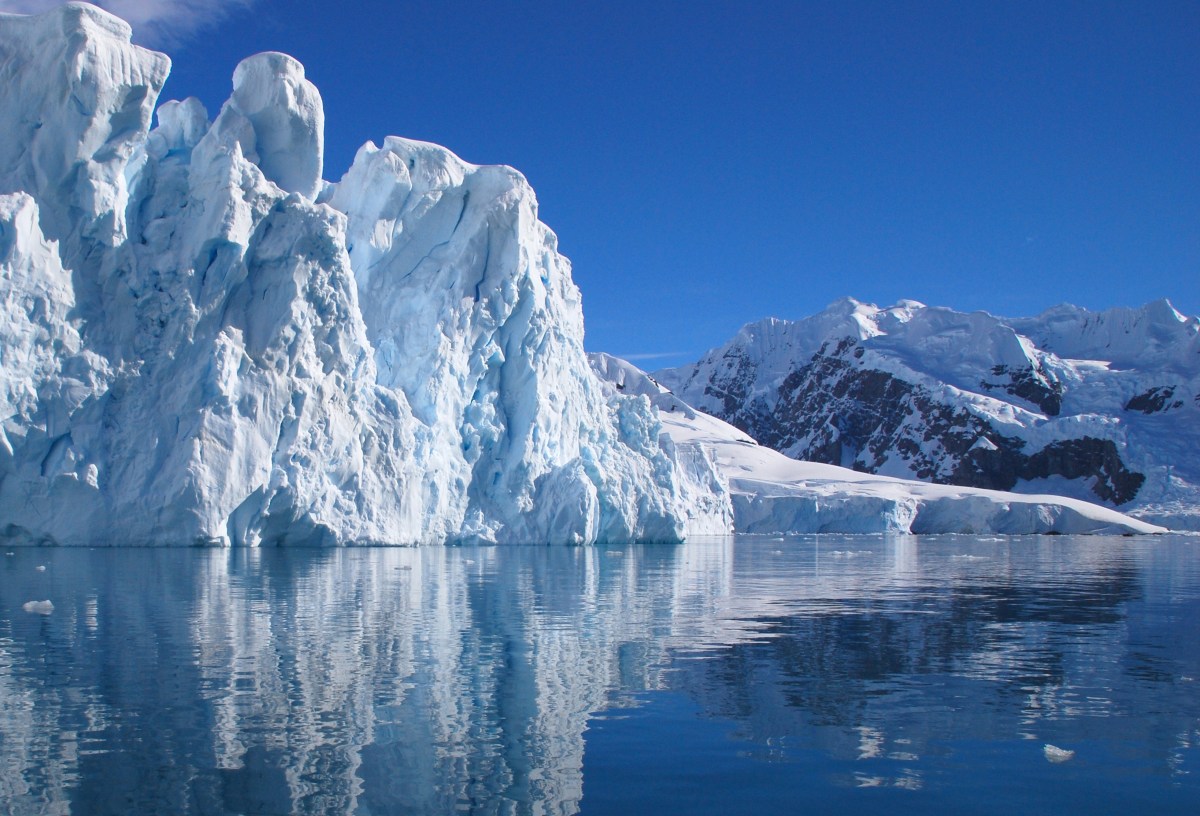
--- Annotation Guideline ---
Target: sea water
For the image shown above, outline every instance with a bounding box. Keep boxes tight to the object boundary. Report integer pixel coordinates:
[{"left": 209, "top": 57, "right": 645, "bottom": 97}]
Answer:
[{"left": 1, "top": 535, "right": 1197, "bottom": 815}]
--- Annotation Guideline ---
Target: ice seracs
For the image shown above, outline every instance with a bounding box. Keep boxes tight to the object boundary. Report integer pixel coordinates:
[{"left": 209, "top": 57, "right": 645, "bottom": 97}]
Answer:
[
  {"left": 0, "top": 3, "right": 1166, "bottom": 544},
  {"left": 223, "top": 52, "right": 324, "bottom": 199},
  {"left": 0, "top": 2, "right": 169, "bottom": 250}
]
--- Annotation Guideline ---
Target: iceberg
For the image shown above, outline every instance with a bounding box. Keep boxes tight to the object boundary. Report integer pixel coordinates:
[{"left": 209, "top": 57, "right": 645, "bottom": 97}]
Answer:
[{"left": 0, "top": 4, "right": 1161, "bottom": 545}]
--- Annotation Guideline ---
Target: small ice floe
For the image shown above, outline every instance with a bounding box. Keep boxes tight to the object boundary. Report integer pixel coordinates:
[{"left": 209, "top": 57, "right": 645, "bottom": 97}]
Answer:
[
  {"left": 5, "top": 552, "right": 14, "bottom": 556},
  {"left": 35, "top": 565, "right": 46, "bottom": 572},
  {"left": 1043, "top": 744, "right": 1075, "bottom": 763},
  {"left": 22, "top": 600, "right": 54, "bottom": 615},
  {"left": 605, "top": 550, "right": 624, "bottom": 557}
]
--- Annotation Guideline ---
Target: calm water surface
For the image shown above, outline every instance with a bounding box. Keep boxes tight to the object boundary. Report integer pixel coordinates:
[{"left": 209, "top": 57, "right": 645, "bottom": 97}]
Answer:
[{"left": 1, "top": 535, "right": 1198, "bottom": 815}]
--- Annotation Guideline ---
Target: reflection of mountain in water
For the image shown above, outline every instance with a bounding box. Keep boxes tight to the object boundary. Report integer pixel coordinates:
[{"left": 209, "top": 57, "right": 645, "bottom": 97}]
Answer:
[
  {"left": 668, "top": 541, "right": 1200, "bottom": 790},
  {"left": 700, "top": 561, "right": 1143, "bottom": 726},
  {"left": 0, "top": 538, "right": 1197, "bottom": 813}
]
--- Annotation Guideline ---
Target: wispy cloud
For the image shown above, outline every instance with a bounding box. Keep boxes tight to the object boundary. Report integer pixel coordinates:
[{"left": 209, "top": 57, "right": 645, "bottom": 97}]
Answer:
[
  {"left": 0, "top": 1, "right": 255, "bottom": 44},
  {"left": 617, "top": 351, "right": 693, "bottom": 363}
]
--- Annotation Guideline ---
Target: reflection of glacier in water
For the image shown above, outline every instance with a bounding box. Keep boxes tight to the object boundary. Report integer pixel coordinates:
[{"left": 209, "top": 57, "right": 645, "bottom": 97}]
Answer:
[{"left": 1, "top": 536, "right": 1199, "bottom": 814}]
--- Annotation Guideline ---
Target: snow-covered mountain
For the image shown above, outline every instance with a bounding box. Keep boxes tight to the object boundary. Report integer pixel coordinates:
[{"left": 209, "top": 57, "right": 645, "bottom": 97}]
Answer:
[
  {"left": 0, "top": 4, "right": 1161, "bottom": 544},
  {"left": 592, "top": 354, "right": 1162, "bottom": 536},
  {"left": 656, "top": 298, "right": 1200, "bottom": 530}
]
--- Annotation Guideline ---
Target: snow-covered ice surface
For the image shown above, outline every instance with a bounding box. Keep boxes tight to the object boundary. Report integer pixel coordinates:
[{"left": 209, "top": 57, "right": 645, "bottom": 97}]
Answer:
[
  {"left": 657, "top": 298, "right": 1200, "bottom": 531},
  {"left": 590, "top": 355, "right": 1162, "bottom": 536},
  {"left": 0, "top": 4, "right": 1162, "bottom": 545}
]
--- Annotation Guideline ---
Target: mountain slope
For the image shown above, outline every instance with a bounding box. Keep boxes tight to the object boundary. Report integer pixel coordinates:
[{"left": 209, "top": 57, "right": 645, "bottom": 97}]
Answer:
[
  {"left": 591, "top": 354, "right": 1162, "bottom": 536},
  {"left": 657, "top": 298, "right": 1200, "bottom": 530}
]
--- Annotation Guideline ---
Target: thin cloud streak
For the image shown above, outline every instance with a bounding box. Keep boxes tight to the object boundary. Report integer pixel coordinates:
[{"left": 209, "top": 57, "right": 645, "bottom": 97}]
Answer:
[
  {"left": 617, "top": 352, "right": 694, "bottom": 363},
  {"left": 0, "top": 1, "right": 254, "bottom": 44}
]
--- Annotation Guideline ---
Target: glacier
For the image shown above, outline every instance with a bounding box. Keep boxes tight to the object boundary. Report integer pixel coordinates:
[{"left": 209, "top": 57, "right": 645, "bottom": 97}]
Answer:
[{"left": 0, "top": 4, "right": 1160, "bottom": 544}]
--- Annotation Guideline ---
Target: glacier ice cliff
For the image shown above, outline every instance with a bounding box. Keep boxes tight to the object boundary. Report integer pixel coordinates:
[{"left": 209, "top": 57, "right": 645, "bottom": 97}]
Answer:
[
  {"left": 0, "top": 3, "right": 729, "bottom": 545},
  {"left": 0, "top": 4, "right": 1160, "bottom": 544}
]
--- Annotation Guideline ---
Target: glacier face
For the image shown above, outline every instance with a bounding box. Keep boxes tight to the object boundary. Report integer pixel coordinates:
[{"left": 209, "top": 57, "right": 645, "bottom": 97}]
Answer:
[
  {"left": 0, "top": 3, "right": 727, "bottom": 545},
  {"left": 656, "top": 297, "right": 1200, "bottom": 530}
]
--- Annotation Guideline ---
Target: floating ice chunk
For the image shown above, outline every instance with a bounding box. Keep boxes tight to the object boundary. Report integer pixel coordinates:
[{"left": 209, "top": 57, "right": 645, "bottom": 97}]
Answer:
[
  {"left": 22, "top": 600, "right": 53, "bottom": 615},
  {"left": 35, "top": 565, "right": 46, "bottom": 572},
  {"left": 1043, "top": 744, "right": 1075, "bottom": 763}
]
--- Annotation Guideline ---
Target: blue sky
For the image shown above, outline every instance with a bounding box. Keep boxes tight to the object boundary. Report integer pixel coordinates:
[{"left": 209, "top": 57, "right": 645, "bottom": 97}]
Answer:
[{"left": 56, "top": 1, "right": 1200, "bottom": 365}]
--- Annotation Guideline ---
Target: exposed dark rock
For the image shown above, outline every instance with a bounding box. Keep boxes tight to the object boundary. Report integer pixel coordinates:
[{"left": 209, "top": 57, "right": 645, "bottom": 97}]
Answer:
[
  {"left": 952, "top": 437, "right": 1145, "bottom": 505},
  {"left": 696, "top": 339, "right": 1146, "bottom": 506},
  {"left": 701, "top": 349, "right": 759, "bottom": 419},
  {"left": 1024, "top": 439, "right": 1146, "bottom": 504},
  {"left": 981, "top": 364, "right": 1063, "bottom": 416},
  {"left": 1125, "top": 386, "right": 1178, "bottom": 414}
]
